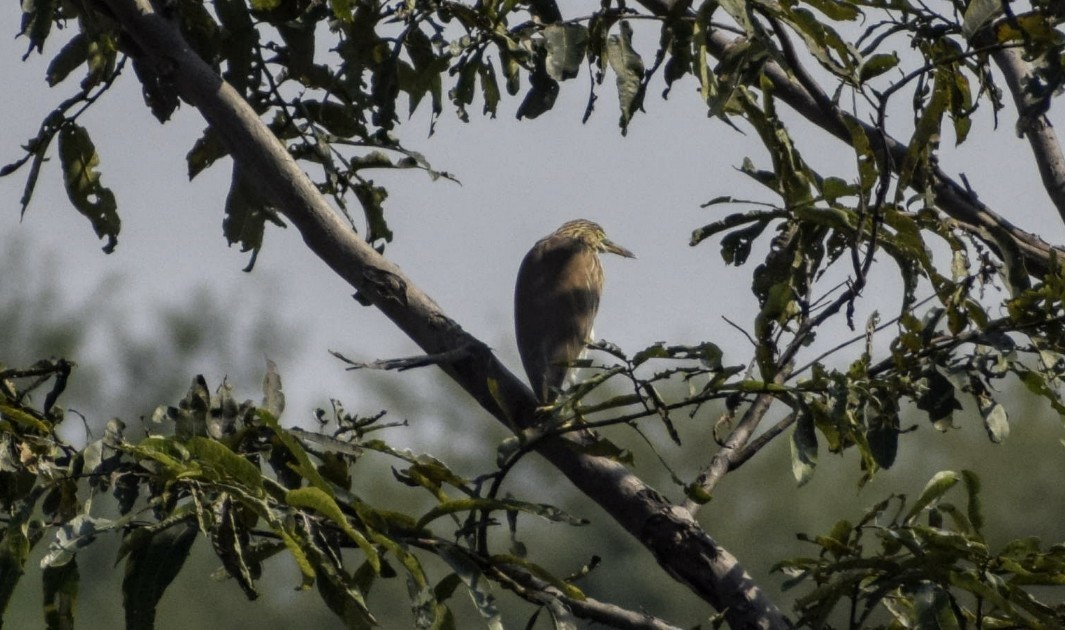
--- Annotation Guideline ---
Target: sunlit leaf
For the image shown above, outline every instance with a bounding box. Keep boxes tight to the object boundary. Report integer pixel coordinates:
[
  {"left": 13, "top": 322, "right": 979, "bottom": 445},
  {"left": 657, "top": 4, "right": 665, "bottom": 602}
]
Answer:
[
  {"left": 904, "top": 470, "right": 960, "bottom": 524},
  {"left": 285, "top": 487, "right": 381, "bottom": 572},
  {"left": 186, "top": 437, "right": 265, "bottom": 496}
]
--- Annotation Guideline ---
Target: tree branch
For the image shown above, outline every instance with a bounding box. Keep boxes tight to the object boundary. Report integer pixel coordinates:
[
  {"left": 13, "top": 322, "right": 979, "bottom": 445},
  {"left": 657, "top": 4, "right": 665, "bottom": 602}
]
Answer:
[
  {"left": 988, "top": 44, "right": 1065, "bottom": 226},
  {"left": 98, "top": 0, "right": 790, "bottom": 627},
  {"left": 635, "top": 0, "right": 1062, "bottom": 276},
  {"left": 488, "top": 562, "right": 687, "bottom": 630},
  {"left": 682, "top": 370, "right": 790, "bottom": 514}
]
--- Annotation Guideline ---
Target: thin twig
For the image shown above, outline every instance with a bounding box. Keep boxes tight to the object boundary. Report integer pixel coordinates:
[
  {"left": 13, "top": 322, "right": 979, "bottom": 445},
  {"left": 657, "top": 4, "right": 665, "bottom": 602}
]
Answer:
[{"left": 330, "top": 346, "right": 472, "bottom": 371}]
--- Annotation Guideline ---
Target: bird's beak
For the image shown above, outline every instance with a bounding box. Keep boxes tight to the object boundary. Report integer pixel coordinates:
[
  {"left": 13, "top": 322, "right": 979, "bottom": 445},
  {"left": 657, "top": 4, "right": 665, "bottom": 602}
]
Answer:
[{"left": 603, "top": 239, "right": 636, "bottom": 259}]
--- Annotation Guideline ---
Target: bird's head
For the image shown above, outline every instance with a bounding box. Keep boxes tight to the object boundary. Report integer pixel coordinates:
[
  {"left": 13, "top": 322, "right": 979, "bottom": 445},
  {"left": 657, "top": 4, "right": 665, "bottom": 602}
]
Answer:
[{"left": 555, "top": 219, "right": 636, "bottom": 259}]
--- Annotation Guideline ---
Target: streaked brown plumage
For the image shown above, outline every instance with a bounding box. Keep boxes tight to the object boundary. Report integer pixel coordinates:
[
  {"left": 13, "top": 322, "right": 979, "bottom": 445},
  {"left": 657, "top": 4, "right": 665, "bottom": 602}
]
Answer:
[{"left": 514, "top": 219, "right": 635, "bottom": 403}]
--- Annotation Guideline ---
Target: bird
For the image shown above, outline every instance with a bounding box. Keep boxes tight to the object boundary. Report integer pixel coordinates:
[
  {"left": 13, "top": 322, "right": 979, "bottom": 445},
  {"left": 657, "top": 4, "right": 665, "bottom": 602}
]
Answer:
[{"left": 514, "top": 219, "right": 635, "bottom": 403}]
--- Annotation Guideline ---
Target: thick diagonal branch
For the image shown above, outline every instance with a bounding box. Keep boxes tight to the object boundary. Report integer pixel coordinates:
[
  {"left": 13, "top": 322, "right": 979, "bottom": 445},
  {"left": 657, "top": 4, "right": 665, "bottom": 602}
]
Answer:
[{"left": 99, "top": 0, "right": 790, "bottom": 627}]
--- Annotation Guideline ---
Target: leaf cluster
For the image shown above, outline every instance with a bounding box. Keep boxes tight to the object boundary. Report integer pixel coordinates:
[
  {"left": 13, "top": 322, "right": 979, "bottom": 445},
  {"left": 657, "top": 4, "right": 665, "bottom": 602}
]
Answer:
[
  {"left": 0, "top": 360, "right": 600, "bottom": 629},
  {"left": 777, "top": 470, "right": 1065, "bottom": 628}
]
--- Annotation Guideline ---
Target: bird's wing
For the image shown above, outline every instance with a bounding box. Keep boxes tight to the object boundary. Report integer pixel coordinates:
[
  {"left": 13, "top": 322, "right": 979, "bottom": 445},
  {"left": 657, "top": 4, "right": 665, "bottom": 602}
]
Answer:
[{"left": 514, "top": 240, "right": 601, "bottom": 401}]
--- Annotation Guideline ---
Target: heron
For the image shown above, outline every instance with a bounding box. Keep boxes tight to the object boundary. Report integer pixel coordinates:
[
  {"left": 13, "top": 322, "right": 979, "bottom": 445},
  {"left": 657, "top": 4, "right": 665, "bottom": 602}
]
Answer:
[{"left": 514, "top": 219, "right": 635, "bottom": 403}]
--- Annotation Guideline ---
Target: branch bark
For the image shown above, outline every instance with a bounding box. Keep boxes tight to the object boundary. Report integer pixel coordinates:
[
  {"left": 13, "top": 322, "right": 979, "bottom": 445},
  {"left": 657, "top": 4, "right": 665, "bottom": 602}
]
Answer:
[
  {"left": 988, "top": 44, "right": 1065, "bottom": 226},
  {"left": 98, "top": 0, "right": 791, "bottom": 627}
]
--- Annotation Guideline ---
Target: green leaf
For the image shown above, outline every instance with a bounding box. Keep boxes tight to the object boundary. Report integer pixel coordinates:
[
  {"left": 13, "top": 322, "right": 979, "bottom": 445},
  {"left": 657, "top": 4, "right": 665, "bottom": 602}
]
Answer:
[
  {"left": 11, "top": 129, "right": 53, "bottom": 217},
  {"left": 515, "top": 70, "right": 559, "bottom": 120},
  {"left": 132, "top": 57, "right": 180, "bottom": 123},
  {"left": 574, "top": 436, "right": 635, "bottom": 465},
  {"left": 285, "top": 487, "right": 380, "bottom": 572},
  {"left": 477, "top": 60, "right": 501, "bottom": 118},
  {"left": 45, "top": 34, "right": 88, "bottom": 87},
  {"left": 312, "top": 554, "right": 376, "bottom": 629},
  {"left": 803, "top": 0, "right": 860, "bottom": 21},
  {"left": 41, "top": 515, "right": 110, "bottom": 568},
  {"left": 303, "top": 100, "right": 366, "bottom": 139},
  {"left": 898, "top": 67, "right": 950, "bottom": 196},
  {"left": 913, "top": 582, "right": 961, "bottom": 629},
  {"left": 720, "top": 219, "right": 772, "bottom": 265},
  {"left": 215, "top": 0, "right": 256, "bottom": 94},
  {"left": 82, "top": 33, "right": 117, "bottom": 90},
  {"left": 434, "top": 543, "right": 503, "bottom": 630},
  {"left": 0, "top": 523, "right": 32, "bottom": 621},
  {"left": 916, "top": 367, "right": 962, "bottom": 424},
  {"left": 1014, "top": 365, "right": 1065, "bottom": 418},
  {"left": 330, "top": 0, "right": 353, "bottom": 21},
  {"left": 223, "top": 163, "right": 286, "bottom": 272},
  {"left": 259, "top": 410, "right": 333, "bottom": 492},
  {"left": 981, "top": 402, "right": 1009, "bottom": 443},
  {"left": 262, "top": 359, "right": 285, "bottom": 417},
  {"left": 690, "top": 209, "right": 783, "bottom": 247},
  {"left": 684, "top": 482, "right": 713, "bottom": 505},
  {"left": 19, "top": 0, "right": 58, "bottom": 56},
  {"left": 866, "top": 417, "right": 898, "bottom": 470},
  {"left": 175, "top": 375, "right": 210, "bottom": 440},
  {"left": 858, "top": 52, "right": 898, "bottom": 84},
  {"left": 400, "top": 27, "right": 446, "bottom": 120},
  {"left": 0, "top": 402, "right": 52, "bottom": 433},
  {"left": 960, "top": 470, "right": 983, "bottom": 533},
  {"left": 186, "top": 126, "right": 229, "bottom": 180},
  {"left": 42, "top": 558, "right": 78, "bottom": 630},
  {"left": 58, "top": 124, "right": 120, "bottom": 253},
  {"left": 790, "top": 412, "right": 817, "bottom": 486},
  {"left": 543, "top": 24, "right": 589, "bottom": 81},
  {"left": 209, "top": 497, "right": 258, "bottom": 600},
  {"left": 662, "top": 17, "right": 693, "bottom": 96},
  {"left": 962, "top": 0, "right": 1004, "bottom": 39},
  {"left": 122, "top": 522, "right": 198, "bottom": 630},
  {"left": 606, "top": 21, "right": 645, "bottom": 135},
  {"left": 185, "top": 437, "right": 265, "bottom": 496},
  {"left": 904, "top": 471, "right": 960, "bottom": 525},
  {"left": 354, "top": 182, "right": 392, "bottom": 246}
]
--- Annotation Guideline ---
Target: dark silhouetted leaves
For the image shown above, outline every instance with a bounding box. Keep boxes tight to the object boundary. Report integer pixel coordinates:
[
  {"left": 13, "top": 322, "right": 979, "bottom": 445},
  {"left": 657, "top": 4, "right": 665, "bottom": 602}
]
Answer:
[
  {"left": 45, "top": 34, "right": 88, "bottom": 87},
  {"left": 606, "top": 21, "right": 645, "bottom": 135},
  {"left": 516, "top": 70, "right": 559, "bottom": 120},
  {"left": 223, "top": 164, "right": 286, "bottom": 271},
  {"left": 122, "top": 523, "right": 198, "bottom": 630},
  {"left": 42, "top": 559, "right": 78, "bottom": 630},
  {"left": 57, "top": 124, "right": 120, "bottom": 253},
  {"left": 133, "top": 57, "right": 181, "bottom": 122}
]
